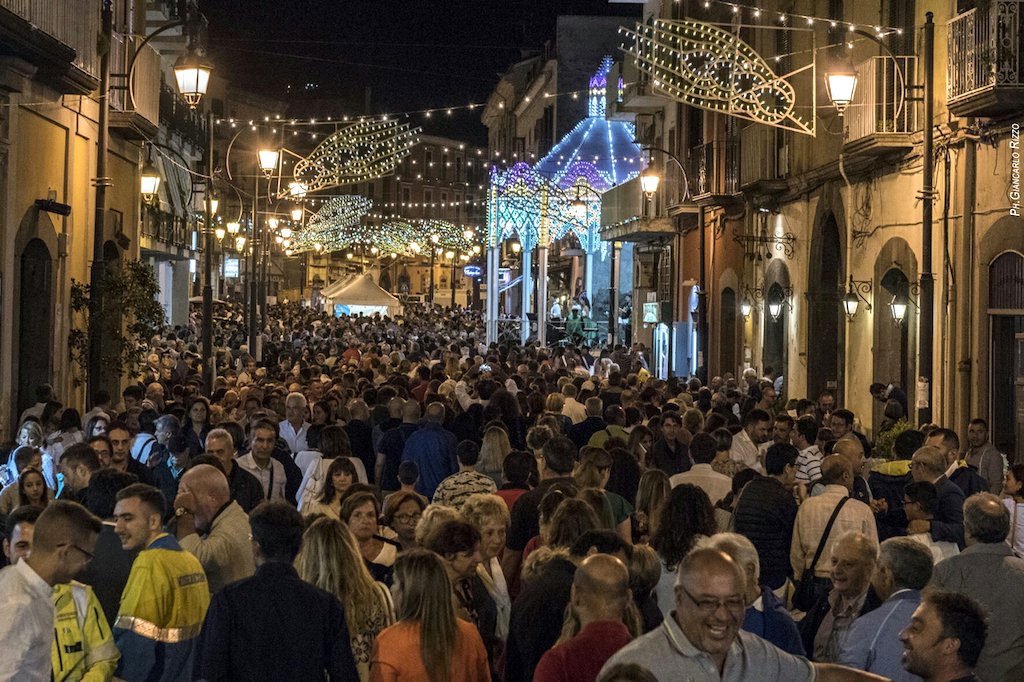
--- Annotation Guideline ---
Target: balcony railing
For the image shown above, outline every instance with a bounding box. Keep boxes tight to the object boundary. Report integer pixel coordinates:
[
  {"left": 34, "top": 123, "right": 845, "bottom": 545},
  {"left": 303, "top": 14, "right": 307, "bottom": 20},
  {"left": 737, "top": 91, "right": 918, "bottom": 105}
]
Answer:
[
  {"left": 846, "top": 56, "right": 919, "bottom": 142},
  {"left": 948, "top": 1, "right": 1024, "bottom": 117},
  {"left": 690, "top": 140, "right": 740, "bottom": 199},
  {"left": 0, "top": 0, "right": 99, "bottom": 77},
  {"left": 109, "top": 31, "right": 161, "bottom": 129},
  {"left": 160, "top": 82, "right": 208, "bottom": 148},
  {"left": 141, "top": 205, "right": 196, "bottom": 251}
]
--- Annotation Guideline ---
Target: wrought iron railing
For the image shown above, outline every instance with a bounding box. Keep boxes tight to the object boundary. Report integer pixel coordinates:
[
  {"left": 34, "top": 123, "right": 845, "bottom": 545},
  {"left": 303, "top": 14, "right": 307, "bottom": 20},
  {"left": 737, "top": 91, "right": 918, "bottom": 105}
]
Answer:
[
  {"left": 160, "top": 82, "right": 208, "bottom": 148},
  {"left": 948, "top": 1, "right": 1024, "bottom": 105},
  {"left": 690, "top": 140, "right": 740, "bottom": 197},
  {"left": 141, "top": 205, "right": 195, "bottom": 250},
  {"left": 0, "top": 0, "right": 100, "bottom": 76},
  {"left": 846, "top": 56, "right": 919, "bottom": 141}
]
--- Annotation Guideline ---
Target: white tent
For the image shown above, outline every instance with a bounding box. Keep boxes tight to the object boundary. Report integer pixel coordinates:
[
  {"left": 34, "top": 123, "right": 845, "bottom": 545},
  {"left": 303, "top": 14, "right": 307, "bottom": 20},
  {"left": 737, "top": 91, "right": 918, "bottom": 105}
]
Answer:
[
  {"left": 325, "top": 274, "right": 401, "bottom": 317},
  {"left": 319, "top": 275, "right": 355, "bottom": 299}
]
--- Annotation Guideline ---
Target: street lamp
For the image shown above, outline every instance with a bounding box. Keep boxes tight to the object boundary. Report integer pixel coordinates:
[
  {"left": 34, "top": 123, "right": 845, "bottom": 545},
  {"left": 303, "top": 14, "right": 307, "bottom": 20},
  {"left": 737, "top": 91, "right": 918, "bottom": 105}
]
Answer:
[
  {"left": 279, "top": 226, "right": 293, "bottom": 239},
  {"left": 842, "top": 276, "right": 873, "bottom": 320},
  {"left": 257, "top": 149, "right": 280, "bottom": 177},
  {"left": 267, "top": 217, "right": 279, "bottom": 231},
  {"left": 226, "top": 221, "right": 240, "bottom": 235},
  {"left": 890, "top": 292, "right": 909, "bottom": 326},
  {"left": 208, "top": 195, "right": 219, "bottom": 215},
  {"left": 640, "top": 171, "right": 660, "bottom": 198},
  {"left": 172, "top": 47, "right": 213, "bottom": 108},
  {"left": 767, "top": 297, "right": 783, "bottom": 322},
  {"left": 291, "top": 206, "right": 304, "bottom": 222},
  {"left": 215, "top": 226, "right": 226, "bottom": 240},
  {"left": 511, "top": 240, "right": 522, "bottom": 254},
  {"left": 740, "top": 298, "right": 752, "bottom": 318},
  {"left": 824, "top": 59, "right": 858, "bottom": 117},
  {"left": 140, "top": 152, "right": 160, "bottom": 202}
]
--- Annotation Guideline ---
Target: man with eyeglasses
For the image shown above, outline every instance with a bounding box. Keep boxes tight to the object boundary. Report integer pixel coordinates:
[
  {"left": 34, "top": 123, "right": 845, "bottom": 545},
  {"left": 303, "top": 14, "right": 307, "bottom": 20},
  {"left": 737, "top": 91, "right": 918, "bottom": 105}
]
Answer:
[
  {"left": 601, "top": 547, "right": 890, "bottom": 680},
  {"left": 0, "top": 500, "right": 104, "bottom": 681}
]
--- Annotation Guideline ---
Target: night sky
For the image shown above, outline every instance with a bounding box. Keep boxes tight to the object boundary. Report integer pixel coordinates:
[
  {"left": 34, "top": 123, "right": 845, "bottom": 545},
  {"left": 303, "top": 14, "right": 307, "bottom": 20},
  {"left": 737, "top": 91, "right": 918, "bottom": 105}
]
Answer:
[{"left": 200, "top": 0, "right": 640, "bottom": 143}]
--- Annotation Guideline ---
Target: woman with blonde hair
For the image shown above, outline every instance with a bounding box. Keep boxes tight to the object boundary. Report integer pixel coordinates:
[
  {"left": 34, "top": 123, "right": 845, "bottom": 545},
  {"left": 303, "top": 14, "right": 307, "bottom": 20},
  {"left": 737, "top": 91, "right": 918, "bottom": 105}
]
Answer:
[
  {"left": 630, "top": 470, "right": 670, "bottom": 545},
  {"left": 477, "top": 427, "right": 510, "bottom": 487},
  {"left": 370, "top": 549, "right": 489, "bottom": 682},
  {"left": 574, "top": 447, "right": 633, "bottom": 542},
  {"left": 297, "top": 517, "right": 395, "bottom": 681}
]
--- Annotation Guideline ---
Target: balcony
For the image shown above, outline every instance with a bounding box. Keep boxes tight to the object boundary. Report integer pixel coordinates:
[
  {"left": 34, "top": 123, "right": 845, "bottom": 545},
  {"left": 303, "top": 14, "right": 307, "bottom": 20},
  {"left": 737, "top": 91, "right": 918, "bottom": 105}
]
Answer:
[
  {"left": 109, "top": 32, "right": 161, "bottom": 139},
  {"left": 599, "top": 176, "right": 678, "bottom": 243},
  {"left": 844, "top": 56, "right": 919, "bottom": 156},
  {"left": 140, "top": 204, "right": 198, "bottom": 259},
  {"left": 160, "top": 82, "right": 208, "bottom": 148},
  {"left": 690, "top": 140, "right": 741, "bottom": 207},
  {"left": 0, "top": 0, "right": 99, "bottom": 92},
  {"left": 948, "top": 1, "right": 1024, "bottom": 117},
  {"left": 740, "top": 125, "right": 789, "bottom": 194}
]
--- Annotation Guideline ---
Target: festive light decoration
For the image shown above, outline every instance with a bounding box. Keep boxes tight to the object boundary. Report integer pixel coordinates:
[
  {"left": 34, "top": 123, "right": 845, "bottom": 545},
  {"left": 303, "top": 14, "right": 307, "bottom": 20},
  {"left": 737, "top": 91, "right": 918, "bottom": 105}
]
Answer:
[
  {"left": 290, "top": 195, "right": 373, "bottom": 253},
  {"left": 621, "top": 19, "right": 816, "bottom": 136},
  {"left": 488, "top": 58, "right": 643, "bottom": 253},
  {"left": 292, "top": 118, "right": 420, "bottom": 193},
  {"left": 698, "top": 0, "right": 903, "bottom": 36}
]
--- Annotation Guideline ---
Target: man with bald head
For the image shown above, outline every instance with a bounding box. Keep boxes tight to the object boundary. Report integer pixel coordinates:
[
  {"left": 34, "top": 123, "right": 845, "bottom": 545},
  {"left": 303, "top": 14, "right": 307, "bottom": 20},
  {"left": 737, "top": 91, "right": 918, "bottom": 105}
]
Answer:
[
  {"left": 792, "top": 456, "right": 878, "bottom": 608},
  {"left": 832, "top": 438, "right": 871, "bottom": 505},
  {"left": 601, "top": 548, "right": 889, "bottom": 680},
  {"left": 904, "top": 446, "right": 965, "bottom": 548},
  {"left": 174, "top": 463, "right": 255, "bottom": 593},
  {"left": 932, "top": 492, "right": 1024, "bottom": 681},
  {"left": 534, "top": 554, "right": 633, "bottom": 682},
  {"left": 401, "top": 400, "right": 457, "bottom": 498}
]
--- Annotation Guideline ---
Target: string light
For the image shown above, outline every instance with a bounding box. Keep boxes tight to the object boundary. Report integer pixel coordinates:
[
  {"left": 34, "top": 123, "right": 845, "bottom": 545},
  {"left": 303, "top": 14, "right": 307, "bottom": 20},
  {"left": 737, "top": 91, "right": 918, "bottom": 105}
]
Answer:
[{"left": 292, "top": 119, "right": 420, "bottom": 193}]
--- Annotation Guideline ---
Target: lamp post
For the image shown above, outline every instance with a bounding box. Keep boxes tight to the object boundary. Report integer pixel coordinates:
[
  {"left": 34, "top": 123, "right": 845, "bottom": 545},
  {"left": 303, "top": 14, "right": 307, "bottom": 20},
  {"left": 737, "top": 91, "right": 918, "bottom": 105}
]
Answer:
[
  {"left": 641, "top": 145, "right": 694, "bottom": 380},
  {"left": 826, "top": 14, "right": 933, "bottom": 422},
  {"left": 429, "top": 233, "right": 440, "bottom": 303}
]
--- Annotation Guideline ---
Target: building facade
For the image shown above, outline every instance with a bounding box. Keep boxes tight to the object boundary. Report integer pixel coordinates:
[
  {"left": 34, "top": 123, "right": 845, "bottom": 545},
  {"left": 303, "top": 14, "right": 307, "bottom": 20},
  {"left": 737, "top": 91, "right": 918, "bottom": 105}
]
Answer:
[{"left": 602, "top": 0, "right": 1024, "bottom": 458}]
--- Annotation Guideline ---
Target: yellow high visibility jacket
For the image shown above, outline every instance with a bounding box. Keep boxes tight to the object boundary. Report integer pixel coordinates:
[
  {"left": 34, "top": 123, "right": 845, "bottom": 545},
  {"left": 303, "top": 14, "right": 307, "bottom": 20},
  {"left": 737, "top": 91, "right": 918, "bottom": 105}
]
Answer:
[
  {"left": 52, "top": 581, "right": 119, "bottom": 682},
  {"left": 114, "top": 533, "right": 210, "bottom": 681}
]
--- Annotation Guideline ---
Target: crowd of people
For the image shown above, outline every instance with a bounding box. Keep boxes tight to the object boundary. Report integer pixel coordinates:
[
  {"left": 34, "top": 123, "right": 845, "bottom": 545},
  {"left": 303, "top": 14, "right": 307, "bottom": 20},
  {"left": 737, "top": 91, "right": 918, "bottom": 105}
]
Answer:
[{"left": 1, "top": 301, "right": 1022, "bottom": 682}]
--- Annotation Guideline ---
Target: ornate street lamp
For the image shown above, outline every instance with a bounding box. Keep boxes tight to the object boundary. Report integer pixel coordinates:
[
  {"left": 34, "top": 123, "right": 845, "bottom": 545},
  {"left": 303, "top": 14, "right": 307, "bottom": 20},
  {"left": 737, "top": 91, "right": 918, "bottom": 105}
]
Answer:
[
  {"left": 640, "top": 171, "right": 660, "bottom": 198},
  {"left": 172, "top": 47, "right": 213, "bottom": 108},
  {"left": 824, "top": 58, "right": 858, "bottom": 117},
  {"left": 140, "top": 154, "right": 160, "bottom": 202},
  {"left": 257, "top": 149, "right": 280, "bottom": 177}
]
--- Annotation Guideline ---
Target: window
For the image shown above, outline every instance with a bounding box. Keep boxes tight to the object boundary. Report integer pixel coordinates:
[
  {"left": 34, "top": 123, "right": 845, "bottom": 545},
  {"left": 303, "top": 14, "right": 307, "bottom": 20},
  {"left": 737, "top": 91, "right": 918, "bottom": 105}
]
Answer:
[{"left": 402, "top": 184, "right": 411, "bottom": 205}]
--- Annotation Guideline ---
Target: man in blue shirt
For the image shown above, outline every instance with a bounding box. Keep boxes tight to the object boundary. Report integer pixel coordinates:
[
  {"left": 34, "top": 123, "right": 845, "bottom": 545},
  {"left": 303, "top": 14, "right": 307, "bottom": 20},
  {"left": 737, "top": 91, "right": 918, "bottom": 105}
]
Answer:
[
  {"left": 401, "top": 401, "right": 457, "bottom": 498},
  {"left": 840, "top": 537, "right": 933, "bottom": 681}
]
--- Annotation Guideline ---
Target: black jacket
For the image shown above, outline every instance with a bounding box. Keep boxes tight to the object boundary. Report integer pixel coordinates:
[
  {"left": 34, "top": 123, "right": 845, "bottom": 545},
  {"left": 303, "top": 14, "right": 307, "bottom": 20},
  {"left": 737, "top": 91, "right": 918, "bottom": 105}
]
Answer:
[
  {"left": 650, "top": 438, "right": 692, "bottom": 477},
  {"left": 799, "top": 586, "right": 883, "bottom": 661},
  {"left": 505, "top": 556, "right": 576, "bottom": 682},
  {"left": 226, "top": 461, "right": 265, "bottom": 514},
  {"left": 194, "top": 561, "right": 359, "bottom": 681},
  {"left": 569, "top": 416, "right": 607, "bottom": 451},
  {"left": 733, "top": 476, "right": 798, "bottom": 588}
]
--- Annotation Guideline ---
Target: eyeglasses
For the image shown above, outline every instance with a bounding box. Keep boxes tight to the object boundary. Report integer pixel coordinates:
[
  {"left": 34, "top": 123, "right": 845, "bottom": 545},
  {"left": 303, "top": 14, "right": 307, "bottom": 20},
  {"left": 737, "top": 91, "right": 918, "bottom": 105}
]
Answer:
[
  {"left": 679, "top": 584, "right": 746, "bottom": 615},
  {"left": 61, "top": 542, "right": 95, "bottom": 563},
  {"left": 393, "top": 513, "right": 421, "bottom": 524}
]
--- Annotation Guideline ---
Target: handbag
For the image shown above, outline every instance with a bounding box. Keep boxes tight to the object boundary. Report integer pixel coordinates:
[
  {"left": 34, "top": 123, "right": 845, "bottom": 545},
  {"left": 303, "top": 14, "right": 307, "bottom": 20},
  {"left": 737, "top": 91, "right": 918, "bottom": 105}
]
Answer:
[{"left": 792, "top": 496, "right": 848, "bottom": 611}]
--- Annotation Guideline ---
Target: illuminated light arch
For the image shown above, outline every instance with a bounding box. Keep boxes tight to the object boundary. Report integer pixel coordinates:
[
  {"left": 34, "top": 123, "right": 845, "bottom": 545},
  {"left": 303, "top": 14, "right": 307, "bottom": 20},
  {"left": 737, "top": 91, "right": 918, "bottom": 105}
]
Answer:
[{"left": 292, "top": 119, "right": 420, "bottom": 193}]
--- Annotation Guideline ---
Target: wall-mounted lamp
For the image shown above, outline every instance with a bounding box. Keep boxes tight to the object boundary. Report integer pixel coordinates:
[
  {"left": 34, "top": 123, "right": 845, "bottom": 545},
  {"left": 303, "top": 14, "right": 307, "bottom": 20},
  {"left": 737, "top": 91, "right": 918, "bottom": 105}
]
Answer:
[{"left": 842, "top": 276, "right": 873, "bottom": 320}]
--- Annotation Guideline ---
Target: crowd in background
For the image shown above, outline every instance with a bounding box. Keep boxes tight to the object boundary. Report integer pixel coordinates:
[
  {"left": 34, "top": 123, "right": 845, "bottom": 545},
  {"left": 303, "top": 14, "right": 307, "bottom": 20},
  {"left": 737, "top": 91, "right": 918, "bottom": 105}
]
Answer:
[{"left": 0, "top": 301, "right": 1021, "bottom": 682}]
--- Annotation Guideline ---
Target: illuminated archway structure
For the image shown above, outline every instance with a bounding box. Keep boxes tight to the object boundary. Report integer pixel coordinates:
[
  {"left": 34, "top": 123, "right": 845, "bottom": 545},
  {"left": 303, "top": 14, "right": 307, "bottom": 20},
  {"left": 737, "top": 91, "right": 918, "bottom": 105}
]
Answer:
[{"left": 486, "top": 57, "right": 645, "bottom": 344}]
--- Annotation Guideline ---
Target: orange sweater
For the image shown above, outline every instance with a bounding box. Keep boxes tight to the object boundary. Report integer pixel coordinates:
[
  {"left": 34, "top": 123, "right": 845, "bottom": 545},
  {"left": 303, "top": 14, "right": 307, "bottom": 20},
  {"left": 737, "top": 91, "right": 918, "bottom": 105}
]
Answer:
[{"left": 370, "top": 619, "right": 490, "bottom": 682}]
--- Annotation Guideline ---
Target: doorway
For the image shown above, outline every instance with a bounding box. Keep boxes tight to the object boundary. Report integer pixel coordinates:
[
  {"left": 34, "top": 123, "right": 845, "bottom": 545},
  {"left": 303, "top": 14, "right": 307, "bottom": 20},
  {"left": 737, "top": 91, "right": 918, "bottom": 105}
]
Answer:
[
  {"left": 17, "top": 239, "right": 53, "bottom": 419},
  {"left": 807, "top": 213, "right": 844, "bottom": 401},
  {"left": 989, "top": 251, "right": 1024, "bottom": 463},
  {"left": 719, "top": 287, "right": 737, "bottom": 378}
]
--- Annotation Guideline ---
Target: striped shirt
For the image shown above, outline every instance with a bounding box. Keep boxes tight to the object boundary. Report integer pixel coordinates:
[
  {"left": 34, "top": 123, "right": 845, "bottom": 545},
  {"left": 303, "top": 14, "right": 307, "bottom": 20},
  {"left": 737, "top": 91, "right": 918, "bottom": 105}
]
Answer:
[{"left": 796, "top": 445, "right": 823, "bottom": 484}]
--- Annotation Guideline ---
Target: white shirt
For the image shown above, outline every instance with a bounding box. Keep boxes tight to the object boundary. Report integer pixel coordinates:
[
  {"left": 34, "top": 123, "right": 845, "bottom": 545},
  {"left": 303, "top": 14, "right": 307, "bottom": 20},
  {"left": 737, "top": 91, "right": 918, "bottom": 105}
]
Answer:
[
  {"left": 236, "top": 453, "right": 287, "bottom": 502},
  {"left": 562, "top": 397, "right": 587, "bottom": 425},
  {"left": 670, "top": 463, "right": 733, "bottom": 506},
  {"left": 278, "top": 420, "right": 310, "bottom": 454},
  {"left": 730, "top": 430, "right": 765, "bottom": 474},
  {"left": 908, "top": 533, "right": 960, "bottom": 565},
  {"left": 796, "top": 445, "right": 823, "bottom": 484},
  {"left": 0, "top": 559, "right": 54, "bottom": 682}
]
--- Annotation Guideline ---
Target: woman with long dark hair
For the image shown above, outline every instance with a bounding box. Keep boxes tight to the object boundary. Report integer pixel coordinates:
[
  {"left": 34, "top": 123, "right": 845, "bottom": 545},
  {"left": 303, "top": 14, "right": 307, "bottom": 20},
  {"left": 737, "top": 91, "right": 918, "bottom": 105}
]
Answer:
[
  {"left": 370, "top": 549, "right": 489, "bottom": 681},
  {"left": 182, "top": 396, "right": 213, "bottom": 456},
  {"left": 650, "top": 483, "right": 715, "bottom": 614},
  {"left": 303, "top": 457, "right": 358, "bottom": 519}
]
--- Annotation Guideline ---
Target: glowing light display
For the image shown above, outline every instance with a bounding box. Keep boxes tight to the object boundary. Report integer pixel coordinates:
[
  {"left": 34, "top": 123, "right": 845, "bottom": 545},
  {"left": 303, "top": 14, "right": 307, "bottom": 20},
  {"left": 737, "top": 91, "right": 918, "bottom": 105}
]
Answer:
[
  {"left": 292, "top": 119, "right": 420, "bottom": 193},
  {"left": 621, "top": 19, "right": 816, "bottom": 136}
]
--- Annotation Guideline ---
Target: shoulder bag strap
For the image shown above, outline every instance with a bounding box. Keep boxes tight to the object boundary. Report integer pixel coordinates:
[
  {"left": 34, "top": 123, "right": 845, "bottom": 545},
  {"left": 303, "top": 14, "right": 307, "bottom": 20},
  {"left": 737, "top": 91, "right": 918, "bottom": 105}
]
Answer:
[{"left": 808, "top": 496, "right": 850, "bottom": 572}]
